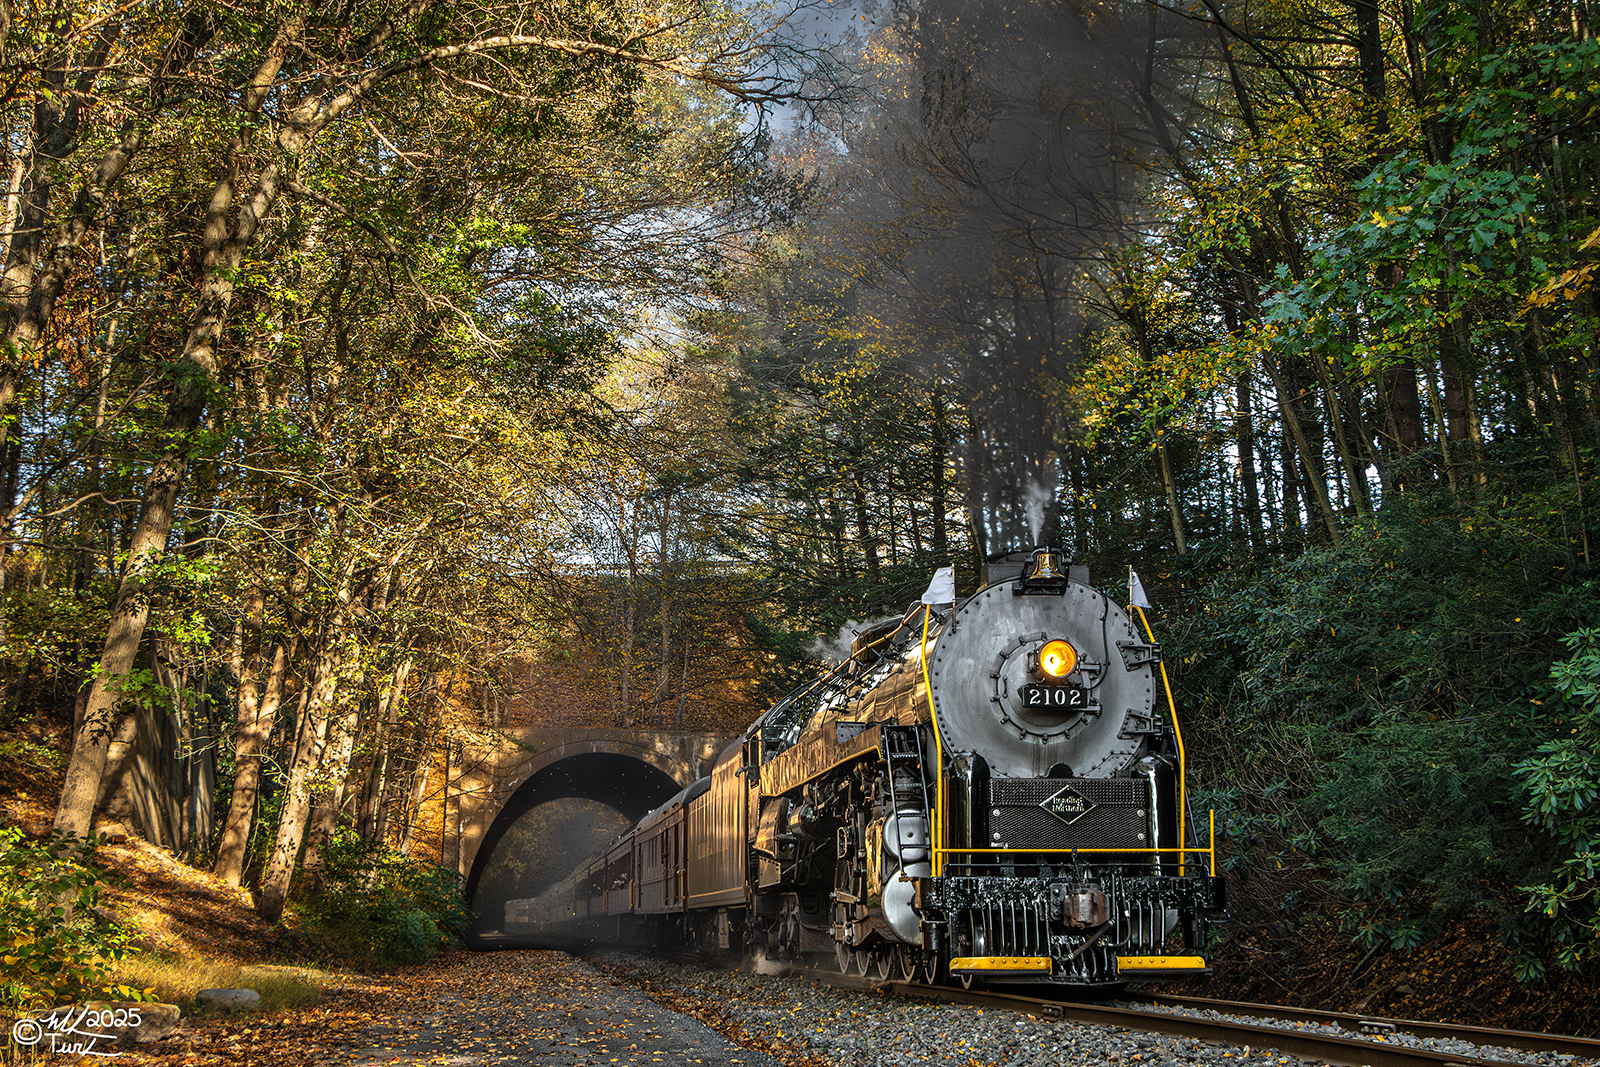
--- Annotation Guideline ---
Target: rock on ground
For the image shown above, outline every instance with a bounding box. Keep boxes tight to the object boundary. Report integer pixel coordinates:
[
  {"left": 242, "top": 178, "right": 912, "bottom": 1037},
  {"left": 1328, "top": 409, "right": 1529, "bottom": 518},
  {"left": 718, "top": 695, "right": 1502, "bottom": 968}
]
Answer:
[{"left": 198, "top": 988, "right": 262, "bottom": 1010}]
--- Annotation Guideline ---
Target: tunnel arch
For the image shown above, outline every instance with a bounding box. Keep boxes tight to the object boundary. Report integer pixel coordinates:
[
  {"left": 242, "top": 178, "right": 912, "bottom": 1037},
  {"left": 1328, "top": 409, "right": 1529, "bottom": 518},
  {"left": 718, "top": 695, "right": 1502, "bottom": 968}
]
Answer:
[{"left": 464, "top": 746, "right": 688, "bottom": 941}]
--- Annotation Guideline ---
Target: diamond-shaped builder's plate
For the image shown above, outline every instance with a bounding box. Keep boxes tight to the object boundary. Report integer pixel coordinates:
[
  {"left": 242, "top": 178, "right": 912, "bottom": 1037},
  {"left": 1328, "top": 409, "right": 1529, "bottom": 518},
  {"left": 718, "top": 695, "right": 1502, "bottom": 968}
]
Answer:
[{"left": 1039, "top": 783, "right": 1096, "bottom": 826}]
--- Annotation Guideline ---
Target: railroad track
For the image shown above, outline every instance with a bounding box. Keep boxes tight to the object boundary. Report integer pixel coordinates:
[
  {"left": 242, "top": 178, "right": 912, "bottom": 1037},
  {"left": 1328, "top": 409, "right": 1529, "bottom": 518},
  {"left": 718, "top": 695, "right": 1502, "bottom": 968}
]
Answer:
[
  {"left": 1139, "top": 995, "right": 1600, "bottom": 1062},
  {"left": 584, "top": 949, "right": 1597, "bottom": 1067},
  {"left": 782, "top": 964, "right": 1597, "bottom": 1067}
]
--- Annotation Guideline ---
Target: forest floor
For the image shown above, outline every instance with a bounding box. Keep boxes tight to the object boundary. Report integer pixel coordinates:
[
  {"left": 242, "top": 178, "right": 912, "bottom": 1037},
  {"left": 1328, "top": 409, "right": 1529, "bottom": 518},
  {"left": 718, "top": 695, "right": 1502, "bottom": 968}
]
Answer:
[
  {"left": 15, "top": 836, "right": 807, "bottom": 1067},
  {"left": 93, "top": 948, "right": 797, "bottom": 1067}
]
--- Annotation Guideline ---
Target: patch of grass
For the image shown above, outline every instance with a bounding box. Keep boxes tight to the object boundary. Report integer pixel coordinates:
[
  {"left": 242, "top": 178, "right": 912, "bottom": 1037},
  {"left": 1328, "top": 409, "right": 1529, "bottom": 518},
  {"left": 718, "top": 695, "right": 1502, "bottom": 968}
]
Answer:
[
  {"left": 111, "top": 955, "right": 325, "bottom": 1010},
  {"left": 0, "top": 738, "right": 62, "bottom": 775}
]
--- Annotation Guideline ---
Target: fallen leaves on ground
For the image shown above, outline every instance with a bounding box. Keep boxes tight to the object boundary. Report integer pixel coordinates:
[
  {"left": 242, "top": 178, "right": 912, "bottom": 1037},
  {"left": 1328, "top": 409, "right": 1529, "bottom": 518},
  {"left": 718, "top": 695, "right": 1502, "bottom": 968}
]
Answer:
[
  {"left": 114, "top": 949, "right": 808, "bottom": 1067},
  {"left": 591, "top": 958, "right": 827, "bottom": 1067}
]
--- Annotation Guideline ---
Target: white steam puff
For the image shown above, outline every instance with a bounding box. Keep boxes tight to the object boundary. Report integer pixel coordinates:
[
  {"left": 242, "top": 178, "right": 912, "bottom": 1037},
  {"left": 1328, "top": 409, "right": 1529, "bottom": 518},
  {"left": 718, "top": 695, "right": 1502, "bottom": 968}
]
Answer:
[
  {"left": 1024, "top": 475, "right": 1055, "bottom": 547},
  {"left": 808, "top": 616, "right": 899, "bottom": 666}
]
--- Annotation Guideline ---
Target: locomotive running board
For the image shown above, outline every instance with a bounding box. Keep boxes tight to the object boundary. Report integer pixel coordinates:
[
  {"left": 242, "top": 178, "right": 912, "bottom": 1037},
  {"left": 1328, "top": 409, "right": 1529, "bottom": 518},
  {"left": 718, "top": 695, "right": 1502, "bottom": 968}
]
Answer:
[
  {"left": 948, "top": 956, "right": 1053, "bottom": 975},
  {"left": 1115, "top": 955, "right": 1211, "bottom": 976}
]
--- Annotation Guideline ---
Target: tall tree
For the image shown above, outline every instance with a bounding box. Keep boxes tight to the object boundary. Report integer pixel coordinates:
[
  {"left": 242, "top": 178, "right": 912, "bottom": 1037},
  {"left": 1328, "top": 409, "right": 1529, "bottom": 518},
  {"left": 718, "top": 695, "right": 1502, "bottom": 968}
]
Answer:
[{"left": 47, "top": 0, "right": 835, "bottom": 840}]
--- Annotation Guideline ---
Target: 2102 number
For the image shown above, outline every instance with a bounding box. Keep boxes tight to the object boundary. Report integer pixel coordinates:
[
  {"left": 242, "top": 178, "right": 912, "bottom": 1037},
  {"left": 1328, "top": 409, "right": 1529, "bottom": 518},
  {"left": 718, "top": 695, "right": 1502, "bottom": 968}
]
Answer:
[{"left": 1019, "top": 684, "right": 1088, "bottom": 709}]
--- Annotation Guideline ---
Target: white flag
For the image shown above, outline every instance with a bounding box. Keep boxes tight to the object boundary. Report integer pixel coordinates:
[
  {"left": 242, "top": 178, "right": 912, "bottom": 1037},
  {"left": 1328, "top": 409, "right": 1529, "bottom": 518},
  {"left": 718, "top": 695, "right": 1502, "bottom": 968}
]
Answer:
[
  {"left": 920, "top": 566, "right": 956, "bottom": 605},
  {"left": 1129, "top": 568, "right": 1152, "bottom": 610}
]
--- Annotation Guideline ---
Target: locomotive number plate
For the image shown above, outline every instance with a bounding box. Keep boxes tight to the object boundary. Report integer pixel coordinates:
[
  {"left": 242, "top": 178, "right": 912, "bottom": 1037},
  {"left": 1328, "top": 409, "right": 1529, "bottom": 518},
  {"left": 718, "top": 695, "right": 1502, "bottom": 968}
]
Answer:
[{"left": 1018, "top": 683, "right": 1088, "bottom": 709}]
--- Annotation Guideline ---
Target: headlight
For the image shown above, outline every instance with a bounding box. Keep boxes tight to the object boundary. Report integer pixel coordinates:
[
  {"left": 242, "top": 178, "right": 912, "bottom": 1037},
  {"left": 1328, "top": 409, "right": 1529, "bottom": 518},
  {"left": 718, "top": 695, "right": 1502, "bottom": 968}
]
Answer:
[{"left": 1036, "top": 639, "right": 1077, "bottom": 679}]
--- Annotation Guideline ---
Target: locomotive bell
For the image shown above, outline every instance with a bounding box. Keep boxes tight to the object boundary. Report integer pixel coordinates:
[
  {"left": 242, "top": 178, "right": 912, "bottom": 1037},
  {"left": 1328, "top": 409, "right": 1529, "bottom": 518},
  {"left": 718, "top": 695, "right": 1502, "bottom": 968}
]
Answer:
[{"left": 1014, "top": 547, "right": 1070, "bottom": 595}]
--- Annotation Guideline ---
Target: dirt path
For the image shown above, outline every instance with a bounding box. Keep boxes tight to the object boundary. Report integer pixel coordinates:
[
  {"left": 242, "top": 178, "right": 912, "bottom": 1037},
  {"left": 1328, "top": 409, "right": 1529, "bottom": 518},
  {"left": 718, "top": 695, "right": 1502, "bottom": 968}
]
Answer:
[{"left": 111, "top": 950, "right": 784, "bottom": 1067}]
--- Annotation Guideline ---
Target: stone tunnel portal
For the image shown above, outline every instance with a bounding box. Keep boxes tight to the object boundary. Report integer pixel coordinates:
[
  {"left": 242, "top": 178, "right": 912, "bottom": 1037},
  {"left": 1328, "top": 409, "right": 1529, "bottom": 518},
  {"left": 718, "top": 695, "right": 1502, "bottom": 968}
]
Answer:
[{"left": 465, "top": 751, "right": 684, "bottom": 943}]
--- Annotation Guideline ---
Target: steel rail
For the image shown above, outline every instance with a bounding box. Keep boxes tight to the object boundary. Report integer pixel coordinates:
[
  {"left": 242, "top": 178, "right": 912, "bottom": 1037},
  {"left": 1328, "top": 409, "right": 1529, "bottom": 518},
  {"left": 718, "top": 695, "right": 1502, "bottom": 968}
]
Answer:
[
  {"left": 1141, "top": 995, "right": 1600, "bottom": 1060},
  {"left": 853, "top": 981, "right": 1547, "bottom": 1067}
]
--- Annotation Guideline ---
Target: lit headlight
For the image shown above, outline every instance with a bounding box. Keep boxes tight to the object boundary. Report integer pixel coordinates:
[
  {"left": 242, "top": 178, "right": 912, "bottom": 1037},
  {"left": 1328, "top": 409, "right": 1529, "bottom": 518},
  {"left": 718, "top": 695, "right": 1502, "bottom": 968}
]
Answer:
[{"left": 1037, "top": 639, "right": 1077, "bottom": 679}]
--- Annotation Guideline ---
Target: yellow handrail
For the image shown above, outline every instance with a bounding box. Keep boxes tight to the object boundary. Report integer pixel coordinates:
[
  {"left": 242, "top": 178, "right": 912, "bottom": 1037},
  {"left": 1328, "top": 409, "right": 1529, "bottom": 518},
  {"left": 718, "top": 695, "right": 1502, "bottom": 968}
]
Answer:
[
  {"left": 918, "top": 605, "right": 946, "bottom": 876},
  {"left": 1132, "top": 602, "right": 1186, "bottom": 871},
  {"left": 935, "top": 846, "right": 1209, "bottom": 856}
]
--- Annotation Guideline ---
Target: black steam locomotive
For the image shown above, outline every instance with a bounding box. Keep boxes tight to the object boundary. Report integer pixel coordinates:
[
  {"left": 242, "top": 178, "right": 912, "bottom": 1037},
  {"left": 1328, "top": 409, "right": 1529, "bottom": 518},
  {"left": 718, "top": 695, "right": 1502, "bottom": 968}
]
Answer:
[{"left": 505, "top": 548, "right": 1224, "bottom": 986}]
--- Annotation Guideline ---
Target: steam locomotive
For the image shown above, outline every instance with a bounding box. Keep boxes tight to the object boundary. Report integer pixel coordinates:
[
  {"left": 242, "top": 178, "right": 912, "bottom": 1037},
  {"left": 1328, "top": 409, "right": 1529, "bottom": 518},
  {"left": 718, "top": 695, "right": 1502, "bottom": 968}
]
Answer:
[{"left": 505, "top": 548, "right": 1225, "bottom": 986}]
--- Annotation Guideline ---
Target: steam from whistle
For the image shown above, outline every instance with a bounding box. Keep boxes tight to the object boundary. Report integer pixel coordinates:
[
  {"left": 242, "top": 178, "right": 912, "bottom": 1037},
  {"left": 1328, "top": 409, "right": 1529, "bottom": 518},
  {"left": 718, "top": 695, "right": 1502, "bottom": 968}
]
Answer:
[
  {"left": 1024, "top": 473, "right": 1054, "bottom": 548},
  {"left": 808, "top": 616, "right": 899, "bottom": 665}
]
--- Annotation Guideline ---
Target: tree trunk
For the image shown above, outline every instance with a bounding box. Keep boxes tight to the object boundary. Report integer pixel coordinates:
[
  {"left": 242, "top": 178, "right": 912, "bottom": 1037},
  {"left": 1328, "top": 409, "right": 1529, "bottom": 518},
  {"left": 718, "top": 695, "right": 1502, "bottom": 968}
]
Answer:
[
  {"left": 441, "top": 742, "right": 456, "bottom": 870},
  {"left": 257, "top": 548, "right": 355, "bottom": 921},
  {"left": 655, "top": 494, "right": 673, "bottom": 725},
  {"left": 1382, "top": 361, "right": 1426, "bottom": 455},
  {"left": 0, "top": 19, "right": 130, "bottom": 454},
  {"left": 825, "top": 494, "right": 849, "bottom": 580},
  {"left": 1235, "top": 373, "right": 1265, "bottom": 550},
  {"left": 675, "top": 632, "right": 690, "bottom": 729},
  {"left": 255, "top": 634, "right": 345, "bottom": 920},
  {"left": 1280, "top": 428, "right": 1301, "bottom": 537},
  {"left": 52, "top": 36, "right": 299, "bottom": 841},
  {"left": 398, "top": 717, "right": 437, "bottom": 857},
  {"left": 1312, "top": 351, "right": 1371, "bottom": 516},
  {"left": 74, "top": 317, "right": 117, "bottom": 592},
  {"left": 0, "top": 158, "right": 25, "bottom": 265},
  {"left": 1156, "top": 434, "right": 1187, "bottom": 556},
  {"left": 301, "top": 687, "right": 366, "bottom": 896},
  {"left": 1261, "top": 354, "right": 1341, "bottom": 544},
  {"left": 931, "top": 389, "right": 950, "bottom": 563},
  {"left": 399, "top": 672, "right": 451, "bottom": 857},
  {"left": 618, "top": 594, "right": 635, "bottom": 728},
  {"left": 361, "top": 657, "right": 412, "bottom": 842},
  {"left": 360, "top": 725, "right": 390, "bottom": 842},
  {"left": 1421, "top": 357, "right": 1459, "bottom": 494},
  {"left": 1441, "top": 346, "right": 1470, "bottom": 444},
  {"left": 1067, "top": 446, "right": 1088, "bottom": 556},
  {"left": 54, "top": 447, "right": 192, "bottom": 838},
  {"left": 853, "top": 476, "right": 881, "bottom": 584},
  {"left": 214, "top": 635, "right": 292, "bottom": 885}
]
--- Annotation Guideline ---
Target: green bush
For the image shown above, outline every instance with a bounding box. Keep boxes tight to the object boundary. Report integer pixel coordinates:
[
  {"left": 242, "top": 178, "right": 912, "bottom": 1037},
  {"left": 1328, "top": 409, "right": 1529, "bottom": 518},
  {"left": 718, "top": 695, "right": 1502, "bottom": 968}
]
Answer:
[
  {"left": 298, "top": 830, "right": 468, "bottom": 967},
  {"left": 1515, "top": 626, "right": 1600, "bottom": 977},
  {"left": 1167, "top": 492, "right": 1600, "bottom": 963},
  {"left": 0, "top": 739, "right": 63, "bottom": 777},
  {"left": 0, "top": 830, "right": 147, "bottom": 1010}
]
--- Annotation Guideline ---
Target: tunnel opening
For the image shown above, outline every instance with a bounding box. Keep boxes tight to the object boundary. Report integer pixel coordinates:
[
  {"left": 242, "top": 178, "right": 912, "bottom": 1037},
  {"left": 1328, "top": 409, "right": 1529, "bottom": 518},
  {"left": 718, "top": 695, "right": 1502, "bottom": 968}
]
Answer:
[{"left": 464, "top": 751, "right": 683, "bottom": 945}]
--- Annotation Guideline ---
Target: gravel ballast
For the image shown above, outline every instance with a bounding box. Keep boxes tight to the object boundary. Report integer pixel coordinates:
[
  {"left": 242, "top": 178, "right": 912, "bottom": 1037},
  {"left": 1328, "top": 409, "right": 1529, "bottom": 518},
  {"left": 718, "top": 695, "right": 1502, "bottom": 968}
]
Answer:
[
  {"left": 595, "top": 953, "right": 1600, "bottom": 1067},
  {"left": 1127, "top": 1001, "right": 1597, "bottom": 1067}
]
